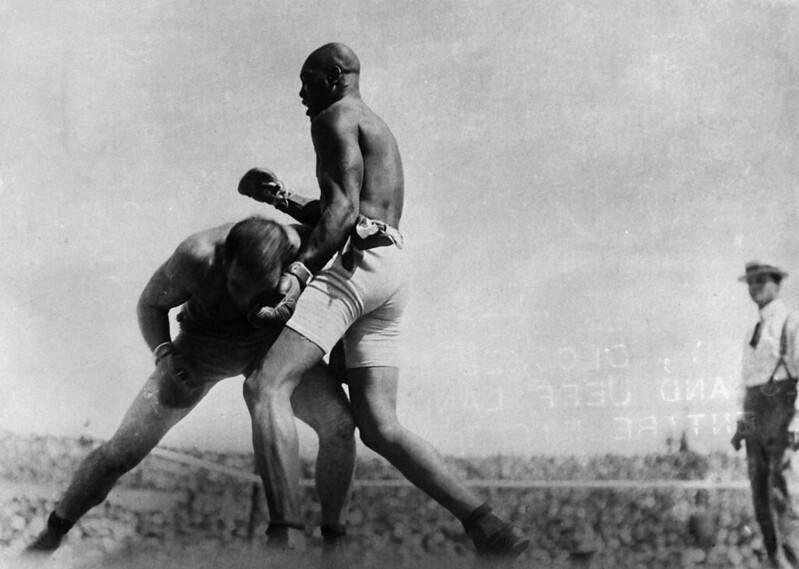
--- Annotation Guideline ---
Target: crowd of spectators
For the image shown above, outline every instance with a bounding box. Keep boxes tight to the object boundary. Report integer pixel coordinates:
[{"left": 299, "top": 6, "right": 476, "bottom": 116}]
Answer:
[{"left": 0, "top": 429, "right": 761, "bottom": 568}]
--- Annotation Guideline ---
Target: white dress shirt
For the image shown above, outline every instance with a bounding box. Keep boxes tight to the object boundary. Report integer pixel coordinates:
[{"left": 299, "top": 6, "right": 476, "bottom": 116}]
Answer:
[{"left": 740, "top": 299, "right": 799, "bottom": 408}]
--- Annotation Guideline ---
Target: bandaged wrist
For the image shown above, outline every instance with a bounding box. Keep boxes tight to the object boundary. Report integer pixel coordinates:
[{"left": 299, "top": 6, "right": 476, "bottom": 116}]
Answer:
[
  {"left": 272, "top": 183, "right": 293, "bottom": 212},
  {"left": 153, "top": 341, "right": 176, "bottom": 364},
  {"left": 287, "top": 262, "right": 313, "bottom": 289}
]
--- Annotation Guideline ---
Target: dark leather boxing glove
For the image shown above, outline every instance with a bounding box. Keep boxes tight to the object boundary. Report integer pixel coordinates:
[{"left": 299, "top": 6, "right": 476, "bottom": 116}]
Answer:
[
  {"left": 238, "top": 167, "right": 291, "bottom": 211},
  {"left": 247, "top": 262, "right": 312, "bottom": 326}
]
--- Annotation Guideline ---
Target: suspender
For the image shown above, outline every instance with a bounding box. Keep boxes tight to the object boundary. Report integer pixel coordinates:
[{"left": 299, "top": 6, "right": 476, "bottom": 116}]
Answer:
[{"left": 768, "top": 320, "right": 795, "bottom": 383}]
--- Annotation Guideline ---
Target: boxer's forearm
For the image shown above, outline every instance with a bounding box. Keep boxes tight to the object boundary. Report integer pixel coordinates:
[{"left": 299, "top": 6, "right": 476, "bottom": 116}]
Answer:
[
  {"left": 136, "top": 299, "right": 172, "bottom": 352},
  {"left": 280, "top": 195, "right": 322, "bottom": 226},
  {"left": 298, "top": 200, "right": 357, "bottom": 274},
  {"left": 237, "top": 169, "right": 321, "bottom": 225}
]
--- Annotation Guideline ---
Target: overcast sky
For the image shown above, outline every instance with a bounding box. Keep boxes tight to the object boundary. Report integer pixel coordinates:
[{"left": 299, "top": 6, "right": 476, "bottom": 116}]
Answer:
[{"left": 2, "top": 0, "right": 799, "bottom": 458}]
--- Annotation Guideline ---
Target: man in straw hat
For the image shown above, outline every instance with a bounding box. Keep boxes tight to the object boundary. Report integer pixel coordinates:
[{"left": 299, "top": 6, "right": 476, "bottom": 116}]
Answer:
[{"left": 732, "top": 260, "right": 799, "bottom": 568}]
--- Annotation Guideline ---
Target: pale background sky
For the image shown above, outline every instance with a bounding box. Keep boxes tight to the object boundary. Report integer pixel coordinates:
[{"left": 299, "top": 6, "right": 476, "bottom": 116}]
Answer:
[{"left": 2, "top": 0, "right": 799, "bottom": 458}]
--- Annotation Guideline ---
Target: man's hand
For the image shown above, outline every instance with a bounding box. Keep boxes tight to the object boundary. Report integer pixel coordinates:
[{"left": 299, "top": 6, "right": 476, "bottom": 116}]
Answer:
[
  {"left": 731, "top": 419, "right": 746, "bottom": 451},
  {"left": 789, "top": 416, "right": 799, "bottom": 449},
  {"left": 247, "top": 262, "right": 312, "bottom": 327},
  {"left": 238, "top": 167, "right": 291, "bottom": 210}
]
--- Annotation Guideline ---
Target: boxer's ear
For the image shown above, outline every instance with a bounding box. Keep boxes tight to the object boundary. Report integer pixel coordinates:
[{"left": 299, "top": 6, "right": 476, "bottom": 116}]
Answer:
[{"left": 329, "top": 65, "right": 343, "bottom": 84}]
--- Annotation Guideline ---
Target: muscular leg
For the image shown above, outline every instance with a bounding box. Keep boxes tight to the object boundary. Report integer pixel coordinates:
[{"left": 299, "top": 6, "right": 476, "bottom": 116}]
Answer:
[
  {"left": 346, "top": 366, "right": 480, "bottom": 520},
  {"left": 286, "top": 362, "right": 356, "bottom": 528},
  {"left": 57, "top": 369, "right": 212, "bottom": 521},
  {"left": 24, "top": 367, "right": 213, "bottom": 554},
  {"left": 347, "top": 366, "right": 529, "bottom": 558},
  {"left": 243, "top": 328, "right": 327, "bottom": 533}
]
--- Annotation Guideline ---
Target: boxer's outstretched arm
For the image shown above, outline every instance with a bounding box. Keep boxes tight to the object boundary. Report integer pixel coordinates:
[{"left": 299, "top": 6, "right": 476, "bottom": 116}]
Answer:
[{"left": 237, "top": 167, "right": 322, "bottom": 226}]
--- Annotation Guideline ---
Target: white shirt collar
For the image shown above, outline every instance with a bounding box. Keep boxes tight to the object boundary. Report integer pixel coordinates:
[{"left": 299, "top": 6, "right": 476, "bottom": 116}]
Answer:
[{"left": 759, "top": 298, "right": 787, "bottom": 322}]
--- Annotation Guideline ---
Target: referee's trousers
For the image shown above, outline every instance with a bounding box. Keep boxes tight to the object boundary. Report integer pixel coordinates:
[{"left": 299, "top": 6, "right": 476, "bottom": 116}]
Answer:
[{"left": 744, "top": 379, "right": 799, "bottom": 567}]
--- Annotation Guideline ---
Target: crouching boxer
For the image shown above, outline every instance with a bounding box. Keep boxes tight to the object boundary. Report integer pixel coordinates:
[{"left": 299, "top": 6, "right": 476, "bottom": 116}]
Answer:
[{"left": 24, "top": 216, "right": 355, "bottom": 554}]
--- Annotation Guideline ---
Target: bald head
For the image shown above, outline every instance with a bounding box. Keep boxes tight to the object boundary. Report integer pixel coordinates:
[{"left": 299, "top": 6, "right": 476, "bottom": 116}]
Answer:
[
  {"left": 304, "top": 43, "right": 361, "bottom": 77},
  {"left": 299, "top": 43, "right": 362, "bottom": 117}
]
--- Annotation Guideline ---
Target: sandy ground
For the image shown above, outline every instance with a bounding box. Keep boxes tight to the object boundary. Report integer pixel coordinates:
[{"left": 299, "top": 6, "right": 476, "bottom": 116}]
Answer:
[{"left": 0, "top": 541, "right": 535, "bottom": 569}]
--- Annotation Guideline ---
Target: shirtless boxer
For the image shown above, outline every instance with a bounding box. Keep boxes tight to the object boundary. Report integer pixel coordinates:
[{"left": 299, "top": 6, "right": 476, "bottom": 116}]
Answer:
[
  {"left": 25, "top": 216, "right": 355, "bottom": 554},
  {"left": 239, "top": 43, "right": 529, "bottom": 559}
]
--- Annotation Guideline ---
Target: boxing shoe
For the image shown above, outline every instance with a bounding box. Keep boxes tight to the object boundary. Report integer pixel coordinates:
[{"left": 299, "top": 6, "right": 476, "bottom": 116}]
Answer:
[
  {"left": 265, "top": 520, "right": 306, "bottom": 551},
  {"left": 319, "top": 522, "right": 351, "bottom": 568},
  {"left": 23, "top": 528, "right": 63, "bottom": 555},
  {"left": 23, "top": 512, "right": 74, "bottom": 555},
  {"left": 463, "top": 504, "right": 530, "bottom": 560}
]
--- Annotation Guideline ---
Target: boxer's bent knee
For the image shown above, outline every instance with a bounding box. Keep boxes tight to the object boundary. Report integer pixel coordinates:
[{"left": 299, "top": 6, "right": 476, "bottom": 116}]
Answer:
[
  {"left": 243, "top": 363, "right": 304, "bottom": 405},
  {"left": 358, "top": 420, "right": 403, "bottom": 453},
  {"left": 242, "top": 376, "right": 289, "bottom": 417},
  {"left": 315, "top": 409, "right": 355, "bottom": 444},
  {"left": 242, "top": 374, "right": 266, "bottom": 410}
]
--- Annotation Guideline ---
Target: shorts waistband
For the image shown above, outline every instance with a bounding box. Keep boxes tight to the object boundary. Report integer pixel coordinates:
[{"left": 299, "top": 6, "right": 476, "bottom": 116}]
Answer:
[
  {"left": 353, "top": 215, "right": 403, "bottom": 248},
  {"left": 341, "top": 215, "right": 403, "bottom": 270},
  {"left": 177, "top": 309, "right": 262, "bottom": 338}
]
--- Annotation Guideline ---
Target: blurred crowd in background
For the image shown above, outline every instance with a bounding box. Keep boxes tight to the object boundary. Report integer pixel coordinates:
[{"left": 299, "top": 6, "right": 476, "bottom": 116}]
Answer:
[{"left": 0, "top": 430, "right": 763, "bottom": 568}]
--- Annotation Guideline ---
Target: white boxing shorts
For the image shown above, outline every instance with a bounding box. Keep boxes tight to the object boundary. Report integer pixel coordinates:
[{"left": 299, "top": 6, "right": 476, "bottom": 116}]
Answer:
[{"left": 286, "top": 230, "right": 408, "bottom": 369}]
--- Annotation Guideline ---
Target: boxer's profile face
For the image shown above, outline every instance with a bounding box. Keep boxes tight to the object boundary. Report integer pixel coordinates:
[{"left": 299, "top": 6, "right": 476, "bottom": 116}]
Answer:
[{"left": 299, "top": 64, "right": 333, "bottom": 119}]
